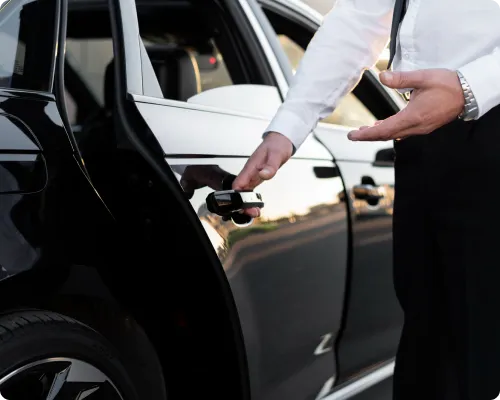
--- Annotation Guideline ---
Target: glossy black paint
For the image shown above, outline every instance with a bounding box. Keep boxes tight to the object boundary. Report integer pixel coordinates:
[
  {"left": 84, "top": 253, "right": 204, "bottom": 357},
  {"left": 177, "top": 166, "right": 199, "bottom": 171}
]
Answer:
[
  {"left": 0, "top": 153, "right": 47, "bottom": 194},
  {"left": 0, "top": 0, "right": 249, "bottom": 398},
  {"left": 0, "top": 92, "right": 80, "bottom": 279},
  {"left": 0, "top": 111, "right": 48, "bottom": 195}
]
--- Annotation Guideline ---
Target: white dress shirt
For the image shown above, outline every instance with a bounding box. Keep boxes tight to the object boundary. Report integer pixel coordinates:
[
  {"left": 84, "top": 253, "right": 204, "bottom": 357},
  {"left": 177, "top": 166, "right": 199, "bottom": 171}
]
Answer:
[{"left": 266, "top": 0, "right": 500, "bottom": 150}]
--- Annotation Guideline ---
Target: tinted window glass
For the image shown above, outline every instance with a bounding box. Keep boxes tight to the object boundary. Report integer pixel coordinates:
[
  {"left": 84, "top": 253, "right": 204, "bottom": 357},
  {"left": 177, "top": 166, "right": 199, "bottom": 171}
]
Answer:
[
  {"left": 0, "top": 0, "right": 57, "bottom": 91},
  {"left": 65, "top": 38, "right": 114, "bottom": 106}
]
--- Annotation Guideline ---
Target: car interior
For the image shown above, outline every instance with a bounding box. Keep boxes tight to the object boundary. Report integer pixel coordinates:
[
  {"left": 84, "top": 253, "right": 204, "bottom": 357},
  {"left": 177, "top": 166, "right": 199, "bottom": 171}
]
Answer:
[{"left": 64, "top": 0, "right": 269, "bottom": 137}]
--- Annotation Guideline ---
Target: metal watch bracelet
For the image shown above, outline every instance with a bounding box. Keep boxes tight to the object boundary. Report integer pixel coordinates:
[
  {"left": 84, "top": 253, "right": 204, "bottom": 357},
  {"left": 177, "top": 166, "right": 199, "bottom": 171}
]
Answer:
[{"left": 456, "top": 70, "right": 479, "bottom": 121}]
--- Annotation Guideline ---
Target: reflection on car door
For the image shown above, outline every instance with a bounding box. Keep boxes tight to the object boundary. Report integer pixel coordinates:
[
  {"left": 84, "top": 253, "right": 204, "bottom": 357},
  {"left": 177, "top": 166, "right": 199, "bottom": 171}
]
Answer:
[
  {"left": 0, "top": 0, "right": 84, "bottom": 279},
  {"left": 133, "top": 96, "right": 349, "bottom": 400},
  {"left": 255, "top": 0, "right": 404, "bottom": 385},
  {"left": 316, "top": 126, "right": 403, "bottom": 382}
]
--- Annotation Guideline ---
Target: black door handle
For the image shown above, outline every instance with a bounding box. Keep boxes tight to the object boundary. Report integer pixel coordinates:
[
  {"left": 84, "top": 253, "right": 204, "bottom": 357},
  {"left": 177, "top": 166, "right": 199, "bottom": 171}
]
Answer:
[{"left": 206, "top": 190, "right": 264, "bottom": 218}]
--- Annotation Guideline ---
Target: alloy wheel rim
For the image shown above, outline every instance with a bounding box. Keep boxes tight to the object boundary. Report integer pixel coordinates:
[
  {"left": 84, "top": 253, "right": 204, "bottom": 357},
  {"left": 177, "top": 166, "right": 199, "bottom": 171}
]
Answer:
[{"left": 0, "top": 358, "right": 124, "bottom": 400}]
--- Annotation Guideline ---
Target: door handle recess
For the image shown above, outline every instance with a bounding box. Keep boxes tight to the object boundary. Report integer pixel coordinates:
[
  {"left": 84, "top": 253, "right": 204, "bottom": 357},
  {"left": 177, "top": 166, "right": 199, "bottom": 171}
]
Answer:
[{"left": 352, "top": 184, "right": 384, "bottom": 205}]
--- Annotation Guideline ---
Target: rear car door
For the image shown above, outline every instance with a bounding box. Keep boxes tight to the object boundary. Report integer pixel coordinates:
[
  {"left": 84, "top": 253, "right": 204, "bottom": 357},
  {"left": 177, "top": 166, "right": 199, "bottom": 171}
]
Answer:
[
  {"left": 113, "top": 0, "right": 350, "bottom": 399},
  {"left": 0, "top": 0, "right": 85, "bottom": 277},
  {"left": 256, "top": 0, "right": 405, "bottom": 387}
]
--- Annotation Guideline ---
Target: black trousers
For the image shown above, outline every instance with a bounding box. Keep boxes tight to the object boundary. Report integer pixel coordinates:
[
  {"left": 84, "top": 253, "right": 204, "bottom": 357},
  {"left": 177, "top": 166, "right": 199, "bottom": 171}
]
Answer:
[{"left": 392, "top": 105, "right": 500, "bottom": 400}]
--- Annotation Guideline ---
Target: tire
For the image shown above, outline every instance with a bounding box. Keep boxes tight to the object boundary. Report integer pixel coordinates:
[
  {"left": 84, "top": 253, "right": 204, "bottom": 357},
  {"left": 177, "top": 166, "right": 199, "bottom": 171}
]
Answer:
[{"left": 0, "top": 309, "right": 140, "bottom": 399}]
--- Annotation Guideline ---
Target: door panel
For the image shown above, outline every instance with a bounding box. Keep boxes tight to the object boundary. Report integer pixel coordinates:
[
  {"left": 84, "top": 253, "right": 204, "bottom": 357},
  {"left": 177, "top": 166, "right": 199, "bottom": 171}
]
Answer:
[
  {"left": 133, "top": 95, "right": 331, "bottom": 159},
  {"left": 135, "top": 97, "right": 349, "bottom": 400},
  {"left": 315, "top": 126, "right": 403, "bottom": 383},
  {"left": 0, "top": 113, "right": 47, "bottom": 194},
  {"left": 0, "top": 93, "right": 85, "bottom": 280}
]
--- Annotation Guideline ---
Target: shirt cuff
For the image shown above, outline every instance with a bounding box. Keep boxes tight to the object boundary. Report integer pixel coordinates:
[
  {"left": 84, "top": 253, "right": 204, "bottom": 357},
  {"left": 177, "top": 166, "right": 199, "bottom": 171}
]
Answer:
[
  {"left": 458, "top": 48, "right": 500, "bottom": 119},
  {"left": 263, "top": 108, "right": 313, "bottom": 152}
]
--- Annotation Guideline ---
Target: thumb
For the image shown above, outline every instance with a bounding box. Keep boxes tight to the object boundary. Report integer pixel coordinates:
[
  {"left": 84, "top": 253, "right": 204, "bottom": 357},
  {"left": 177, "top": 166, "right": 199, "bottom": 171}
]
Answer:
[
  {"left": 380, "top": 70, "right": 427, "bottom": 90},
  {"left": 258, "top": 147, "right": 285, "bottom": 181},
  {"left": 233, "top": 146, "right": 267, "bottom": 190}
]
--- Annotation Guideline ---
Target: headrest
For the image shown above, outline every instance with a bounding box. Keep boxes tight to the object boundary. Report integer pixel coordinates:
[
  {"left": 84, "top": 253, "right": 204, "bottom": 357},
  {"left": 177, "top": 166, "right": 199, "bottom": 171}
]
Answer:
[{"left": 146, "top": 46, "right": 202, "bottom": 101}]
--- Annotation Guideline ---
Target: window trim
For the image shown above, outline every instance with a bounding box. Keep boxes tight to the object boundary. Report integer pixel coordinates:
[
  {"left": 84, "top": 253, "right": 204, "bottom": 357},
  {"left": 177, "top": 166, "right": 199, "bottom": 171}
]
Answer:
[
  {"left": 49, "top": 0, "right": 61, "bottom": 92},
  {"left": 236, "top": 0, "right": 288, "bottom": 97},
  {"left": 130, "top": 92, "right": 275, "bottom": 122}
]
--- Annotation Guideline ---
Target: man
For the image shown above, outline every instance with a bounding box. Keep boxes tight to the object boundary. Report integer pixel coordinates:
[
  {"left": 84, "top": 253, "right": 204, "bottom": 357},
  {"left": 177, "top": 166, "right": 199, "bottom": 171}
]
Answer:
[{"left": 233, "top": 0, "right": 500, "bottom": 399}]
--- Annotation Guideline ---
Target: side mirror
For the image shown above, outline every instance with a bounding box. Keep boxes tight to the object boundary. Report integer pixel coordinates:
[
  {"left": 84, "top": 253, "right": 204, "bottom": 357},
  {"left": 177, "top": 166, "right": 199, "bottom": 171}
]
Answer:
[{"left": 187, "top": 85, "right": 282, "bottom": 118}]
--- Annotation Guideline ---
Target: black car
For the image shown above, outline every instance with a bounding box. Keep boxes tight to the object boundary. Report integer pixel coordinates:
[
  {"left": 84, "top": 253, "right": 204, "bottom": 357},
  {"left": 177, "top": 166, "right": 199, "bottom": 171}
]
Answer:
[{"left": 0, "top": 0, "right": 405, "bottom": 398}]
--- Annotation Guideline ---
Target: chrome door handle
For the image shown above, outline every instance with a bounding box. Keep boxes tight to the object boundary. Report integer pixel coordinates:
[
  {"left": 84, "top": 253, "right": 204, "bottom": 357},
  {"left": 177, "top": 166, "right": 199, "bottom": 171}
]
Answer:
[
  {"left": 206, "top": 190, "right": 264, "bottom": 218},
  {"left": 352, "top": 184, "right": 384, "bottom": 202}
]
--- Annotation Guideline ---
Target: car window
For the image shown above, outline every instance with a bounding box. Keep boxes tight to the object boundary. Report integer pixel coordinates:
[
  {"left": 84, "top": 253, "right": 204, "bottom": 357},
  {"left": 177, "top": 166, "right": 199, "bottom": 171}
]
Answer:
[
  {"left": 278, "top": 34, "right": 377, "bottom": 128},
  {"left": 195, "top": 46, "right": 233, "bottom": 92},
  {"left": 65, "top": 38, "right": 114, "bottom": 107},
  {"left": 135, "top": 0, "right": 256, "bottom": 102},
  {"left": 0, "top": 0, "right": 58, "bottom": 91}
]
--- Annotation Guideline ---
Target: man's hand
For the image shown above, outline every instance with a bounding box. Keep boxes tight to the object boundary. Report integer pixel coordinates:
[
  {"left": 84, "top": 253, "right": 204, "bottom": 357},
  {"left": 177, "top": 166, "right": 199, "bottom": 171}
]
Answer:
[
  {"left": 347, "top": 69, "right": 465, "bottom": 142},
  {"left": 233, "top": 132, "right": 294, "bottom": 218}
]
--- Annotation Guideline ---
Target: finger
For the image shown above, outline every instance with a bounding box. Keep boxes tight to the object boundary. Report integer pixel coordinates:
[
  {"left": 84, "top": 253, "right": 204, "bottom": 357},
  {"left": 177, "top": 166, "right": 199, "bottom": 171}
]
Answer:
[
  {"left": 358, "top": 121, "right": 382, "bottom": 131},
  {"left": 380, "top": 70, "right": 429, "bottom": 90},
  {"left": 243, "top": 207, "right": 261, "bottom": 218},
  {"left": 233, "top": 147, "right": 266, "bottom": 190},
  {"left": 351, "top": 123, "right": 418, "bottom": 142},
  {"left": 348, "top": 110, "right": 418, "bottom": 141},
  {"left": 258, "top": 150, "right": 282, "bottom": 181}
]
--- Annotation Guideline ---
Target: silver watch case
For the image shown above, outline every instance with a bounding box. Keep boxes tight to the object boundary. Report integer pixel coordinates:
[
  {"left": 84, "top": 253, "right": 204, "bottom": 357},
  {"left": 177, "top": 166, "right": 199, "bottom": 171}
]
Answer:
[{"left": 457, "top": 70, "right": 479, "bottom": 122}]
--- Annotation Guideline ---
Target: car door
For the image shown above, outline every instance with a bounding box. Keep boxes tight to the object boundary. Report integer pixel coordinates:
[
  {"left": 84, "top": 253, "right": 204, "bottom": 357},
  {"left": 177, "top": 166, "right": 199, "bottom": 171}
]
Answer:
[
  {"left": 255, "top": 0, "right": 405, "bottom": 386},
  {"left": 112, "top": 0, "right": 350, "bottom": 399},
  {"left": 0, "top": 0, "right": 88, "bottom": 278}
]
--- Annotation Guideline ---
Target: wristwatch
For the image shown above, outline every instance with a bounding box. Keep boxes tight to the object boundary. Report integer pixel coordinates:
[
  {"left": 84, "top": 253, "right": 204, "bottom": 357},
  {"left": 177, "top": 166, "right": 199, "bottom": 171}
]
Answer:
[{"left": 456, "top": 70, "right": 479, "bottom": 121}]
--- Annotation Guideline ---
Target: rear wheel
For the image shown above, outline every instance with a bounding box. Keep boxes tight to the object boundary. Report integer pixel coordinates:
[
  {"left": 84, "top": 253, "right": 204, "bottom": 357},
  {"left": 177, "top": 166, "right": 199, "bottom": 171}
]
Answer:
[{"left": 0, "top": 310, "right": 140, "bottom": 399}]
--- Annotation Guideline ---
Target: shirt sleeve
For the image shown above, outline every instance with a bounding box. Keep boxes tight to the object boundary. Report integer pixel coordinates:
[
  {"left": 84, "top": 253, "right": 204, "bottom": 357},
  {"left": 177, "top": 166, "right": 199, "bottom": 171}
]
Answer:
[
  {"left": 458, "top": 47, "right": 500, "bottom": 119},
  {"left": 264, "top": 0, "right": 395, "bottom": 150}
]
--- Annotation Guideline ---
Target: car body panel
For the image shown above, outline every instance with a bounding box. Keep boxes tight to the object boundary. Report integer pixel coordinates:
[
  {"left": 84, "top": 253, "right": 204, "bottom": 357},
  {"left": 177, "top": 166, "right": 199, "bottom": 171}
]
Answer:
[
  {"left": 0, "top": 90, "right": 103, "bottom": 281},
  {"left": 253, "top": 0, "right": 404, "bottom": 384},
  {"left": 133, "top": 94, "right": 349, "bottom": 399}
]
